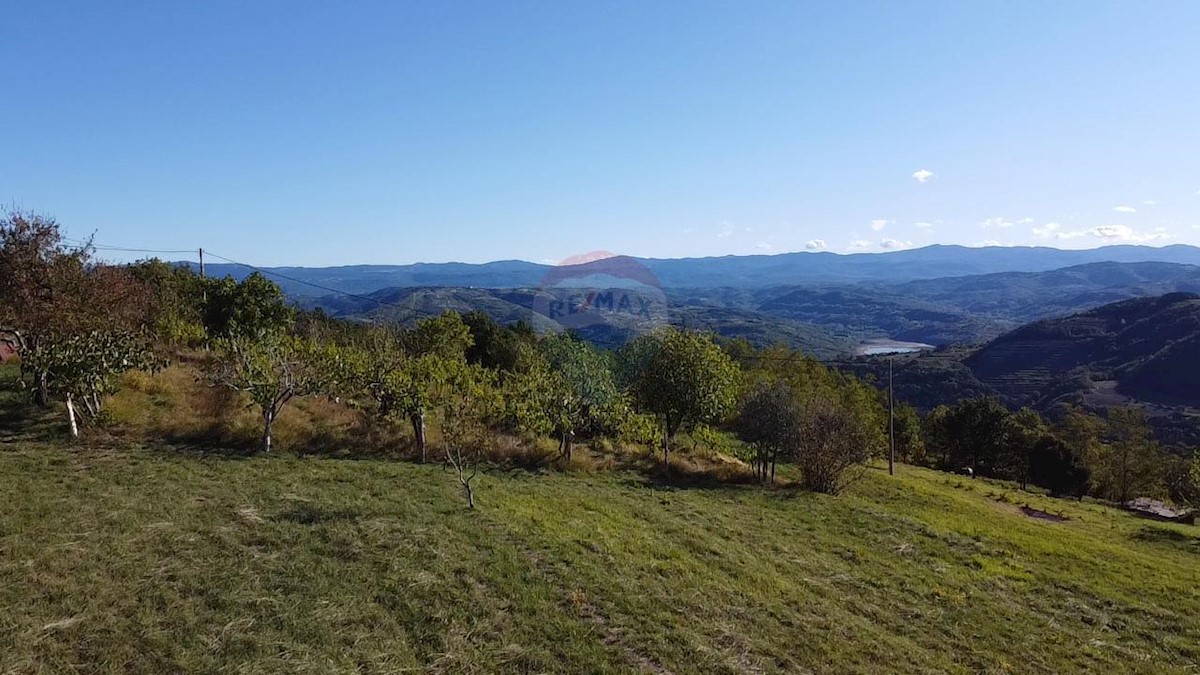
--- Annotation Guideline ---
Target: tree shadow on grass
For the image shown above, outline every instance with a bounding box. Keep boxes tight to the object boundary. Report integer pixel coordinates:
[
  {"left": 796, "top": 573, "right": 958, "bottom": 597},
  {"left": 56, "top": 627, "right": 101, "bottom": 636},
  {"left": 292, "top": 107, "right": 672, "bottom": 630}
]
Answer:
[
  {"left": 0, "top": 393, "right": 67, "bottom": 445},
  {"left": 274, "top": 501, "right": 362, "bottom": 525},
  {"left": 1132, "top": 525, "right": 1200, "bottom": 553}
]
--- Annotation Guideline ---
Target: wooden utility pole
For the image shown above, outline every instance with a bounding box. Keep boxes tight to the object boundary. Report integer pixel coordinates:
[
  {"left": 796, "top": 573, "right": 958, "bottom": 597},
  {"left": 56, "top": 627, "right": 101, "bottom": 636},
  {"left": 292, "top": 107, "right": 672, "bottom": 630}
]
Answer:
[
  {"left": 888, "top": 355, "right": 895, "bottom": 476},
  {"left": 199, "top": 248, "right": 206, "bottom": 278}
]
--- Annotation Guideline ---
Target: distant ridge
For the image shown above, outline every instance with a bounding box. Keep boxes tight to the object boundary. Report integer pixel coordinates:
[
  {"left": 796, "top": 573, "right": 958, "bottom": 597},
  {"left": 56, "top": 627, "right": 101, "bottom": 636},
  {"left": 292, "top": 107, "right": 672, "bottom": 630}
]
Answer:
[{"left": 186, "top": 244, "right": 1200, "bottom": 296}]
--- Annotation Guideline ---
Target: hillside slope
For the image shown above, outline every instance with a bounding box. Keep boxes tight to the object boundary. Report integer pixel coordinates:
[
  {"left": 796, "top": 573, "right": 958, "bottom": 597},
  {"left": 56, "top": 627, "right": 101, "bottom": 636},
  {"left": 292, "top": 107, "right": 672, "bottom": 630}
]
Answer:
[
  {"left": 2, "top": 444, "right": 1198, "bottom": 673},
  {"left": 967, "top": 292, "right": 1200, "bottom": 406}
]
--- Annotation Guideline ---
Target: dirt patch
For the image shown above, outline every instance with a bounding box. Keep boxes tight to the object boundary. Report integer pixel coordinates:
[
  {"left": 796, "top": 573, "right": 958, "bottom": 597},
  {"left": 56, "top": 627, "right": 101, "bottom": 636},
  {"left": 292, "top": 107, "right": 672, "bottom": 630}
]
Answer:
[
  {"left": 1020, "top": 505, "right": 1069, "bottom": 522},
  {"left": 990, "top": 499, "right": 1069, "bottom": 523}
]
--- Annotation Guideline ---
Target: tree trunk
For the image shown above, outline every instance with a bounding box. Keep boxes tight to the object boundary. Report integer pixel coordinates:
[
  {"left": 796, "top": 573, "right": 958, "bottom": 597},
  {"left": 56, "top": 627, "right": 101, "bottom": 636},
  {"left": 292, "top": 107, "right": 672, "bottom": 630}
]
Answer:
[
  {"left": 262, "top": 410, "right": 274, "bottom": 453},
  {"left": 662, "top": 418, "right": 670, "bottom": 470},
  {"left": 66, "top": 394, "right": 79, "bottom": 438},
  {"left": 412, "top": 411, "right": 427, "bottom": 463},
  {"left": 464, "top": 482, "right": 475, "bottom": 509},
  {"left": 36, "top": 371, "right": 50, "bottom": 408}
]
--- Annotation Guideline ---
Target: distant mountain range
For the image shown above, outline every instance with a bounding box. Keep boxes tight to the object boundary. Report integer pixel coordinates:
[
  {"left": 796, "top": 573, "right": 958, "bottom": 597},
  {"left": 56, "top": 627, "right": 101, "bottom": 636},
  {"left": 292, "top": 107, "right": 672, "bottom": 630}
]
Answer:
[
  {"left": 302, "top": 260, "right": 1200, "bottom": 357},
  {"left": 193, "top": 244, "right": 1200, "bottom": 296}
]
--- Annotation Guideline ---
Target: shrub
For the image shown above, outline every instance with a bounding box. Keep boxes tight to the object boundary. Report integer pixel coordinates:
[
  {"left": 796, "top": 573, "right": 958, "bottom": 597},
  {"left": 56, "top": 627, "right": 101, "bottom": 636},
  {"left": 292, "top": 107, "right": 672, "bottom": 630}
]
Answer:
[{"left": 797, "top": 402, "right": 872, "bottom": 494}]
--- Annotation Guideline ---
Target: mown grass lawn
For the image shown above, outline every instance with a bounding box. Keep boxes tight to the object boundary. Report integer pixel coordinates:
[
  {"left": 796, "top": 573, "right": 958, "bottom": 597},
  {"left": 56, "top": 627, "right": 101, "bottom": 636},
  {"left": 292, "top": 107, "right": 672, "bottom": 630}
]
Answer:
[{"left": 1, "top": 443, "right": 1198, "bottom": 673}]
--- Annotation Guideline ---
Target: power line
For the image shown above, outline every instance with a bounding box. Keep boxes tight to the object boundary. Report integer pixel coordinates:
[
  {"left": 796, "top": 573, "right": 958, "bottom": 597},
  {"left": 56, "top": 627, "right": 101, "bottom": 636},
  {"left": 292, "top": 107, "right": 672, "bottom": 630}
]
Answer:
[
  {"left": 60, "top": 236, "right": 195, "bottom": 255},
  {"left": 202, "top": 249, "right": 444, "bottom": 323}
]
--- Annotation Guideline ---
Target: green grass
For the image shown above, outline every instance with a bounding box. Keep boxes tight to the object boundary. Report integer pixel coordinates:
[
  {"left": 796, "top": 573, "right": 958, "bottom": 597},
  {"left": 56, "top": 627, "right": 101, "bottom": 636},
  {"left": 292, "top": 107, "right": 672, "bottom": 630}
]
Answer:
[{"left": 2, "top": 444, "right": 1198, "bottom": 673}]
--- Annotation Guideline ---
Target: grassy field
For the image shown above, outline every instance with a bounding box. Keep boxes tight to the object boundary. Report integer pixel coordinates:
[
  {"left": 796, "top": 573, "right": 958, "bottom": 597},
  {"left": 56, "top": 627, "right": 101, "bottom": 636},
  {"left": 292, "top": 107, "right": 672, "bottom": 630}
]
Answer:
[{"left": 2, "top": 440, "right": 1198, "bottom": 673}]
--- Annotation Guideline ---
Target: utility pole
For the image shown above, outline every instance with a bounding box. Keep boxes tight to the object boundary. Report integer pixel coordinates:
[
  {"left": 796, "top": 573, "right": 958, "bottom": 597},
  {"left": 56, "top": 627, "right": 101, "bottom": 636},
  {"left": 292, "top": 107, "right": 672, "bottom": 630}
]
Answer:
[
  {"left": 199, "top": 248, "right": 206, "bottom": 278},
  {"left": 888, "top": 355, "right": 895, "bottom": 476}
]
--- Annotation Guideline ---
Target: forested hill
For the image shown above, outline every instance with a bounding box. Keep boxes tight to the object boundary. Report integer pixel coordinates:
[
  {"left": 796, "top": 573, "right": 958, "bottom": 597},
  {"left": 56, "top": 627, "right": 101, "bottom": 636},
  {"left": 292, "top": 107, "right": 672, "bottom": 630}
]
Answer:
[
  {"left": 191, "top": 244, "right": 1200, "bottom": 296},
  {"left": 850, "top": 292, "right": 1200, "bottom": 444},
  {"left": 967, "top": 292, "right": 1200, "bottom": 406}
]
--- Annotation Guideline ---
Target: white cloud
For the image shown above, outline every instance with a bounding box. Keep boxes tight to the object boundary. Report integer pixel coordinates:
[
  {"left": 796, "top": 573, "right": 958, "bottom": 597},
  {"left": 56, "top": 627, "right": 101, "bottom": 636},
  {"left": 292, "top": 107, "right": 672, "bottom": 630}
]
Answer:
[
  {"left": 880, "top": 238, "right": 911, "bottom": 250},
  {"left": 846, "top": 239, "right": 872, "bottom": 251},
  {"left": 1087, "top": 224, "right": 1169, "bottom": 243},
  {"left": 1051, "top": 224, "right": 1171, "bottom": 244},
  {"left": 870, "top": 219, "right": 890, "bottom": 232},
  {"left": 1031, "top": 222, "right": 1061, "bottom": 238},
  {"left": 1113, "top": 205, "right": 1137, "bottom": 214},
  {"left": 1142, "top": 200, "right": 1158, "bottom": 206},
  {"left": 913, "top": 221, "right": 934, "bottom": 229},
  {"left": 754, "top": 241, "right": 773, "bottom": 251},
  {"left": 805, "top": 239, "right": 826, "bottom": 251},
  {"left": 980, "top": 217, "right": 1015, "bottom": 229},
  {"left": 1017, "top": 217, "right": 1035, "bottom": 224},
  {"left": 976, "top": 240, "right": 1003, "bottom": 247},
  {"left": 912, "top": 168, "right": 935, "bottom": 183},
  {"left": 716, "top": 221, "right": 734, "bottom": 239}
]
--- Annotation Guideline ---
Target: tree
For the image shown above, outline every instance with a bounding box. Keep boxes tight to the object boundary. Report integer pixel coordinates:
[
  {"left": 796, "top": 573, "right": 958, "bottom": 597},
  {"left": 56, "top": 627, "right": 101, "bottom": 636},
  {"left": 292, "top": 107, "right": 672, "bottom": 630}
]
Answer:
[
  {"left": 922, "top": 398, "right": 1013, "bottom": 477},
  {"left": 208, "top": 335, "right": 325, "bottom": 453},
  {"left": 1, "top": 211, "right": 156, "bottom": 414},
  {"left": 796, "top": 401, "right": 872, "bottom": 494},
  {"left": 892, "top": 403, "right": 926, "bottom": 466},
  {"left": 438, "top": 363, "right": 500, "bottom": 508},
  {"left": 462, "top": 311, "right": 532, "bottom": 372},
  {"left": 1092, "top": 407, "right": 1167, "bottom": 503},
  {"left": 736, "top": 381, "right": 803, "bottom": 483},
  {"left": 1003, "top": 407, "right": 1050, "bottom": 489},
  {"left": 541, "top": 334, "right": 624, "bottom": 458},
  {"left": 397, "top": 312, "right": 474, "bottom": 462},
  {"left": 1028, "top": 435, "right": 1091, "bottom": 499},
  {"left": 201, "top": 272, "right": 293, "bottom": 340},
  {"left": 22, "top": 330, "right": 161, "bottom": 436},
  {"left": 624, "top": 328, "right": 740, "bottom": 468}
]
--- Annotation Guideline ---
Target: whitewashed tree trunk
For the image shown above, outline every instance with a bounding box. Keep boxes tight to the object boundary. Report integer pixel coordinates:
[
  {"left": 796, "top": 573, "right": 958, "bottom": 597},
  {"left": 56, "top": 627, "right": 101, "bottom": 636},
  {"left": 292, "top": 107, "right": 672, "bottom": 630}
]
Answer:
[
  {"left": 66, "top": 394, "right": 79, "bottom": 438},
  {"left": 262, "top": 410, "right": 274, "bottom": 453},
  {"left": 412, "top": 411, "right": 427, "bottom": 463}
]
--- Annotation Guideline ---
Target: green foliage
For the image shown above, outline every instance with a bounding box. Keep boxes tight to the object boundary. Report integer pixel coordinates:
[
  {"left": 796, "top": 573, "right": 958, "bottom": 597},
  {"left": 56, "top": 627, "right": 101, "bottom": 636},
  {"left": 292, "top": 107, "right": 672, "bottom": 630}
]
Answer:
[
  {"left": 406, "top": 310, "right": 474, "bottom": 360},
  {"left": 623, "top": 328, "right": 740, "bottom": 462},
  {"left": 1089, "top": 406, "right": 1169, "bottom": 503},
  {"left": 438, "top": 362, "right": 501, "bottom": 508},
  {"left": 208, "top": 334, "right": 327, "bottom": 452},
  {"left": 24, "top": 330, "right": 162, "bottom": 432},
  {"left": 736, "top": 381, "right": 803, "bottom": 483},
  {"left": 923, "top": 398, "right": 1016, "bottom": 477},
  {"left": 202, "top": 272, "right": 294, "bottom": 340},
  {"left": 893, "top": 403, "right": 926, "bottom": 465},
  {"left": 1029, "top": 435, "right": 1091, "bottom": 499},
  {"left": 462, "top": 311, "right": 537, "bottom": 372}
]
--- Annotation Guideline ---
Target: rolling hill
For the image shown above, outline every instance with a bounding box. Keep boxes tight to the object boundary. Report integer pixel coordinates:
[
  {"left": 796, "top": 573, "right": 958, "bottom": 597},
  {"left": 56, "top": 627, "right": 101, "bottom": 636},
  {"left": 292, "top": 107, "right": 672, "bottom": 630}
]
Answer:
[
  {"left": 967, "top": 292, "right": 1200, "bottom": 407},
  {"left": 845, "top": 293, "right": 1200, "bottom": 445},
  {"left": 305, "top": 262, "right": 1200, "bottom": 356}
]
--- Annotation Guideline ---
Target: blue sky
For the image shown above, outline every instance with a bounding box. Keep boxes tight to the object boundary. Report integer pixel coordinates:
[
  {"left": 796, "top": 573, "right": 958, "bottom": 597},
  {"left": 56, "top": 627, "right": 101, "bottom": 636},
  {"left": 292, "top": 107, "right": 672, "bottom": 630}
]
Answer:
[{"left": 3, "top": 1, "right": 1199, "bottom": 266}]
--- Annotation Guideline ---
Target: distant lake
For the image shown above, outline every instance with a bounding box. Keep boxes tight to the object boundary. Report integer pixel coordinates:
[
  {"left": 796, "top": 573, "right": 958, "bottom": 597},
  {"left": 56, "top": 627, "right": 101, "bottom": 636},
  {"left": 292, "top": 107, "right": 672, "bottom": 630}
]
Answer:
[{"left": 854, "top": 340, "right": 935, "bottom": 356}]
